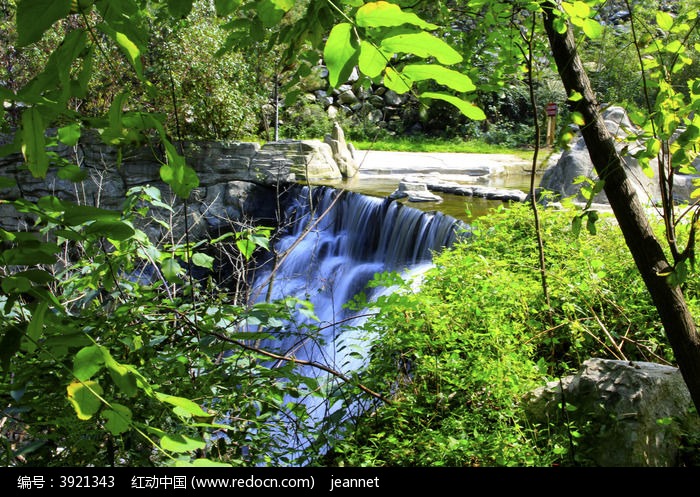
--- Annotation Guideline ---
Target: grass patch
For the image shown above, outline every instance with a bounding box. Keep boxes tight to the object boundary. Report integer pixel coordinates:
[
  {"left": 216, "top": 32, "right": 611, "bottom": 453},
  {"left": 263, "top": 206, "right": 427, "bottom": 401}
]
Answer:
[{"left": 352, "top": 136, "right": 535, "bottom": 158}]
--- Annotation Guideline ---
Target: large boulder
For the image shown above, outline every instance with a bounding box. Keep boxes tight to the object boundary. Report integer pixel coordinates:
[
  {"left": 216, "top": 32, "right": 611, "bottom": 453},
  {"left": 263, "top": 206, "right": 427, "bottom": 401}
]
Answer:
[
  {"left": 522, "top": 358, "right": 700, "bottom": 466},
  {"left": 539, "top": 106, "right": 699, "bottom": 205}
]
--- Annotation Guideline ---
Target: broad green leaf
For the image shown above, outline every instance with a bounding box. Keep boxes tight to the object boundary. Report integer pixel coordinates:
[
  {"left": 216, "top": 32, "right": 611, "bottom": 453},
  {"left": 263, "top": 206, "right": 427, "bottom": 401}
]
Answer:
[
  {"left": 17, "top": 0, "right": 71, "bottom": 46},
  {"left": 214, "top": 0, "right": 240, "bottom": 16},
  {"left": 1, "top": 276, "right": 32, "bottom": 294},
  {"left": 356, "top": 1, "right": 438, "bottom": 30},
  {"left": 192, "top": 253, "right": 214, "bottom": 269},
  {"left": 21, "top": 107, "right": 49, "bottom": 178},
  {"left": 160, "top": 140, "right": 199, "bottom": 198},
  {"left": 421, "top": 92, "right": 486, "bottom": 120},
  {"left": 656, "top": 11, "right": 674, "bottom": 32},
  {"left": 384, "top": 67, "right": 412, "bottom": 94},
  {"left": 13, "top": 269, "right": 55, "bottom": 285},
  {"left": 571, "top": 111, "right": 585, "bottom": 125},
  {"left": 84, "top": 220, "right": 136, "bottom": 241},
  {"left": 568, "top": 90, "right": 583, "bottom": 102},
  {"left": 103, "top": 351, "right": 138, "bottom": 397},
  {"left": 402, "top": 64, "right": 475, "bottom": 92},
  {"left": 167, "top": 0, "right": 193, "bottom": 18},
  {"left": 103, "top": 404, "right": 132, "bottom": 435},
  {"left": 66, "top": 380, "right": 103, "bottom": 420},
  {"left": 156, "top": 392, "right": 211, "bottom": 418},
  {"left": 73, "top": 345, "right": 105, "bottom": 381},
  {"left": 236, "top": 238, "right": 256, "bottom": 259},
  {"left": 582, "top": 19, "right": 603, "bottom": 39},
  {"left": 2, "top": 247, "right": 58, "bottom": 266},
  {"left": 57, "top": 164, "right": 88, "bottom": 182},
  {"left": 562, "top": 1, "right": 589, "bottom": 19},
  {"left": 664, "top": 39, "right": 684, "bottom": 54},
  {"left": 380, "top": 31, "right": 462, "bottom": 65},
  {"left": 256, "top": 0, "right": 294, "bottom": 27},
  {"left": 63, "top": 205, "right": 121, "bottom": 225},
  {"left": 160, "top": 433, "right": 206, "bottom": 453},
  {"left": 161, "top": 257, "right": 183, "bottom": 283},
  {"left": 25, "top": 301, "right": 48, "bottom": 354},
  {"left": 58, "top": 123, "right": 81, "bottom": 146},
  {"left": 553, "top": 17, "right": 567, "bottom": 34},
  {"left": 358, "top": 41, "right": 389, "bottom": 78},
  {"left": 97, "top": 26, "right": 144, "bottom": 80},
  {"left": 324, "top": 23, "right": 359, "bottom": 87}
]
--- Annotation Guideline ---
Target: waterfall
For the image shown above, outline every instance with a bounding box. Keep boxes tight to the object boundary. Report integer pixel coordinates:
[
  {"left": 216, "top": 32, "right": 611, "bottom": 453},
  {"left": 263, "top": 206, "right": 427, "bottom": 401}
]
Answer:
[{"left": 245, "top": 184, "right": 468, "bottom": 463}]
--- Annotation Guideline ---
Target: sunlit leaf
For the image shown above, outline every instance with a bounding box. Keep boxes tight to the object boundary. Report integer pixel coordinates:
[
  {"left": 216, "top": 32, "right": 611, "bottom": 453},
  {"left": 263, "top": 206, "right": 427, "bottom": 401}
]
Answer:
[
  {"left": 66, "top": 380, "right": 103, "bottom": 420},
  {"left": 324, "top": 23, "right": 359, "bottom": 87},
  {"left": 356, "top": 1, "right": 438, "bottom": 30},
  {"left": 421, "top": 92, "right": 486, "bottom": 120},
  {"left": 73, "top": 345, "right": 105, "bottom": 381},
  {"left": 358, "top": 40, "right": 389, "bottom": 79},
  {"left": 656, "top": 11, "right": 674, "bottom": 31},
  {"left": 582, "top": 19, "right": 603, "bottom": 39},
  {"left": 384, "top": 66, "right": 412, "bottom": 94},
  {"left": 380, "top": 31, "right": 462, "bottom": 65},
  {"left": 58, "top": 123, "right": 81, "bottom": 146},
  {"left": 402, "top": 64, "right": 475, "bottom": 92},
  {"left": 160, "top": 433, "right": 206, "bottom": 453}
]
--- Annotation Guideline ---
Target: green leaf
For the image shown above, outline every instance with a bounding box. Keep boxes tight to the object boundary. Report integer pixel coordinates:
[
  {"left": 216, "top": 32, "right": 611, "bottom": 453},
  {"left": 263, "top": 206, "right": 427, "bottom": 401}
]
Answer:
[
  {"left": 63, "top": 205, "right": 121, "bottom": 225},
  {"left": 356, "top": 1, "right": 438, "bottom": 30},
  {"left": 562, "top": 1, "right": 589, "bottom": 19},
  {"left": 214, "top": 0, "right": 240, "bottom": 16},
  {"left": 84, "top": 220, "right": 136, "bottom": 241},
  {"left": 192, "top": 253, "right": 214, "bottom": 269},
  {"left": 103, "top": 404, "right": 132, "bottom": 435},
  {"left": 421, "top": 92, "right": 486, "bottom": 120},
  {"left": 58, "top": 123, "right": 81, "bottom": 146},
  {"left": 358, "top": 41, "right": 389, "bottom": 79},
  {"left": 57, "top": 164, "right": 88, "bottom": 182},
  {"left": 167, "top": 0, "right": 193, "bottom": 18},
  {"left": 25, "top": 301, "right": 48, "bottom": 354},
  {"left": 384, "top": 66, "right": 412, "bottom": 94},
  {"left": 656, "top": 11, "right": 674, "bottom": 32},
  {"left": 156, "top": 392, "right": 211, "bottom": 418},
  {"left": 380, "top": 31, "right": 462, "bottom": 65},
  {"left": 66, "top": 380, "right": 103, "bottom": 420},
  {"left": 256, "top": 0, "right": 294, "bottom": 27},
  {"left": 324, "top": 23, "right": 359, "bottom": 87},
  {"left": 1, "top": 276, "right": 32, "bottom": 294},
  {"left": 160, "top": 433, "right": 206, "bottom": 453},
  {"left": 161, "top": 257, "right": 183, "bottom": 283},
  {"left": 21, "top": 107, "right": 49, "bottom": 178},
  {"left": 159, "top": 140, "right": 199, "bottom": 199},
  {"left": 73, "top": 345, "right": 105, "bottom": 381},
  {"left": 402, "top": 64, "right": 475, "bottom": 92},
  {"left": 16, "top": 0, "right": 71, "bottom": 46},
  {"left": 568, "top": 90, "right": 583, "bottom": 102},
  {"left": 103, "top": 351, "right": 138, "bottom": 397},
  {"left": 582, "top": 19, "right": 603, "bottom": 39}
]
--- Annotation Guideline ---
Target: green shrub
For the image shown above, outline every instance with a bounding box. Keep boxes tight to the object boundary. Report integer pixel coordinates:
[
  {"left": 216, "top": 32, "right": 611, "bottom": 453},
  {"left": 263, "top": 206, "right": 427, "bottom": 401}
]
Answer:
[{"left": 326, "top": 202, "right": 697, "bottom": 466}]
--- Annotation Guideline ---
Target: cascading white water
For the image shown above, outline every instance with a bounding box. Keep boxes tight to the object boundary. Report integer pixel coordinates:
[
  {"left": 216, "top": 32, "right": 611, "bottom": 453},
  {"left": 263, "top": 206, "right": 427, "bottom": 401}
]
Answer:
[{"left": 247, "top": 184, "right": 468, "bottom": 463}]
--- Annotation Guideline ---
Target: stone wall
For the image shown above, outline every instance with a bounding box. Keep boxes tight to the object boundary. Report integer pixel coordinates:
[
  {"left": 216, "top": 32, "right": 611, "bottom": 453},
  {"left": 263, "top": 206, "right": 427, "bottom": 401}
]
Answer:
[{"left": 0, "top": 130, "right": 358, "bottom": 241}]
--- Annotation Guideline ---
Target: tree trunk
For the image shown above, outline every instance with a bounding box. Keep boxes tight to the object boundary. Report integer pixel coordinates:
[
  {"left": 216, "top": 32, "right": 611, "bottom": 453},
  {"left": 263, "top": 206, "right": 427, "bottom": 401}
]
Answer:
[{"left": 542, "top": 3, "right": 700, "bottom": 412}]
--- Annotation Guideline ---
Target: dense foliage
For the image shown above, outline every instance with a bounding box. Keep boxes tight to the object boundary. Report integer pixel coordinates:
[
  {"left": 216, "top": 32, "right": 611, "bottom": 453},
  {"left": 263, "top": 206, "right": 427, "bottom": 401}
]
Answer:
[{"left": 327, "top": 202, "right": 699, "bottom": 466}]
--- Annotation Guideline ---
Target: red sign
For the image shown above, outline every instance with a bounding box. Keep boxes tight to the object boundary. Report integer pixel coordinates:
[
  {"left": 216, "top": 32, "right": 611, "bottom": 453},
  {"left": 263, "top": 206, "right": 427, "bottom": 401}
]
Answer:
[{"left": 546, "top": 102, "right": 558, "bottom": 117}]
